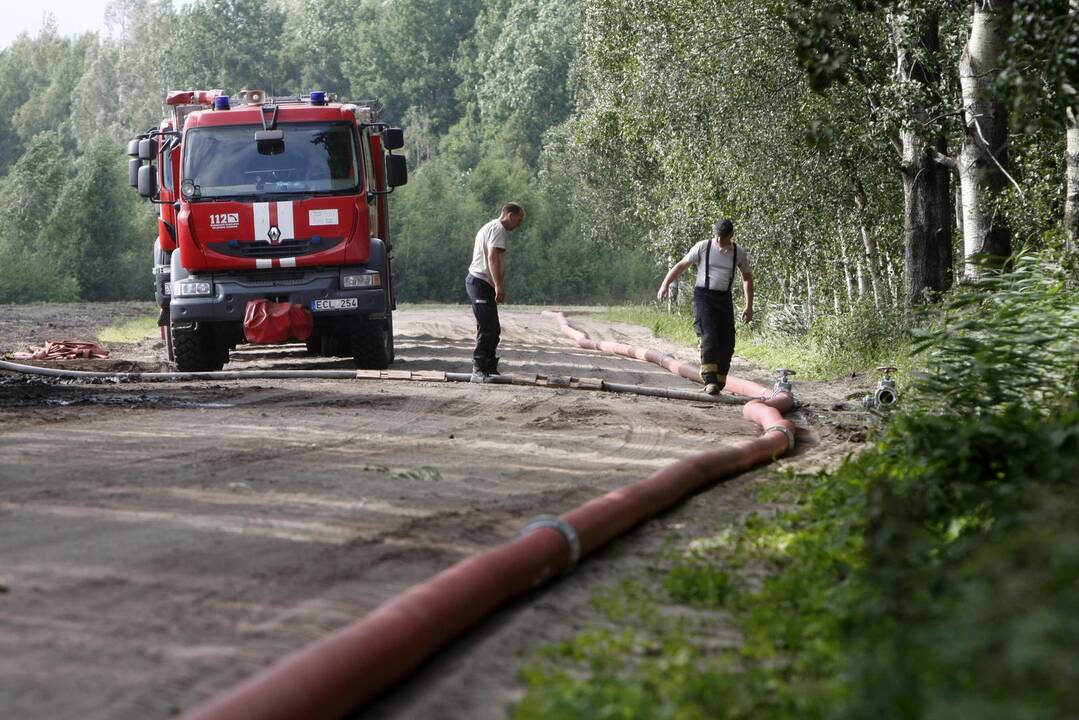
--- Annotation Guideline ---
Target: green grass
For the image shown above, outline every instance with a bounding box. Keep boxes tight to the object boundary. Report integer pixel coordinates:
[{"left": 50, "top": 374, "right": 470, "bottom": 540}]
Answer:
[
  {"left": 96, "top": 315, "right": 159, "bottom": 345},
  {"left": 601, "top": 304, "right": 909, "bottom": 380}
]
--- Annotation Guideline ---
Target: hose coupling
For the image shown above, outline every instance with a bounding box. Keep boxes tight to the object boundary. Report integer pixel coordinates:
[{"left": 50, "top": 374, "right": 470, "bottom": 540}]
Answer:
[
  {"left": 764, "top": 424, "right": 795, "bottom": 452},
  {"left": 863, "top": 366, "right": 899, "bottom": 409},
  {"left": 518, "top": 515, "right": 581, "bottom": 571},
  {"left": 767, "top": 368, "right": 797, "bottom": 401}
]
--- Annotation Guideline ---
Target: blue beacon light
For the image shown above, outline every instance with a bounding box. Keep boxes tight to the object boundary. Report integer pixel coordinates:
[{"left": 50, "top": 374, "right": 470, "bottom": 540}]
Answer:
[
  {"left": 213, "top": 95, "right": 230, "bottom": 111},
  {"left": 310, "top": 91, "right": 326, "bottom": 106}
]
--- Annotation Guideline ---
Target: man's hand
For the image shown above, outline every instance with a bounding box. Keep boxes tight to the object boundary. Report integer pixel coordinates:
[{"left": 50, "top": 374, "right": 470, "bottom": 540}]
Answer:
[
  {"left": 495, "top": 287, "right": 506, "bottom": 304},
  {"left": 657, "top": 284, "right": 669, "bottom": 301},
  {"left": 741, "top": 307, "right": 753, "bottom": 324}
]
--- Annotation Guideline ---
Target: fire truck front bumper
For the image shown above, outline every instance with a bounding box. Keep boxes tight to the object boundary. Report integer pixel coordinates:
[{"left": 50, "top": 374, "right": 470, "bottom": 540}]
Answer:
[{"left": 169, "top": 267, "right": 387, "bottom": 325}]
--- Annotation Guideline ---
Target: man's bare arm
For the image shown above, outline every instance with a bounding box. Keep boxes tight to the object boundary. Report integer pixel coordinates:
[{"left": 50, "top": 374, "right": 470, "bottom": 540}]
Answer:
[
  {"left": 741, "top": 271, "right": 754, "bottom": 323},
  {"left": 488, "top": 247, "right": 506, "bottom": 303},
  {"left": 657, "top": 259, "right": 693, "bottom": 300}
]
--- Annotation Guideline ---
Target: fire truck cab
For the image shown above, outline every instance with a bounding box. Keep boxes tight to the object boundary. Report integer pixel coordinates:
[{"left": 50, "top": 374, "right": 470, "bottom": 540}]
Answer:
[{"left": 126, "top": 89, "right": 406, "bottom": 372}]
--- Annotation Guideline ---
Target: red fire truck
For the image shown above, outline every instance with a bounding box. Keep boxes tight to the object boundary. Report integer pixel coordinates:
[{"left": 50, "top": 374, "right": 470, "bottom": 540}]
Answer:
[{"left": 126, "top": 89, "right": 406, "bottom": 372}]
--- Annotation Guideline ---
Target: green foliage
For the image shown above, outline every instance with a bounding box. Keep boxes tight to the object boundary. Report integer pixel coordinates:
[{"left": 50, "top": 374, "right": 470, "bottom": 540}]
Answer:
[
  {"left": 601, "top": 302, "right": 911, "bottom": 380},
  {"left": 41, "top": 139, "right": 153, "bottom": 300},
  {"left": 392, "top": 143, "right": 656, "bottom": 305},
  {"left": 173, "top": 0, "right": 286, "bottom": 93},
  {"left": 343, "top": 0, "right": 483, "bottom": 133},
  {"left": 519, "top": 251, "right": 1079, "bottom": 719},
  {"left": 0, "top": 131, "right": 79, "bottom": 302},
  {"left": 806, "top": 301, "right": 910, "bottom": 374}
]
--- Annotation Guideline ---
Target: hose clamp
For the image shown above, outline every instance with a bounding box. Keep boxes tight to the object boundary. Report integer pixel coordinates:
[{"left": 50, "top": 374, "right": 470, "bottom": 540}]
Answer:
[
  {"left": 518, "top": 515, "right": 581, "bottom": 571},
  {"left": 764, "top": 424, "right": 796, "bottom": 452}
]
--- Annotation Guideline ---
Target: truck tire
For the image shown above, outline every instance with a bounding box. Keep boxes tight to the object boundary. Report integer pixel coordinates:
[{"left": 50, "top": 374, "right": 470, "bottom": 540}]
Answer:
[
  {"left": 350, "top": 320, "right": 390, "bottom": 370},
  {"left": 172, "top": 323, "right": 226, "bottom": 372}
]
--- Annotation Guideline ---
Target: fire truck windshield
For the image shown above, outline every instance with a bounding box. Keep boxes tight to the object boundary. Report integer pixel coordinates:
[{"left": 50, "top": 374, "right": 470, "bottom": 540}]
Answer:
[{"left": 182, "top": 122, "right": 360, "bottom": 199}]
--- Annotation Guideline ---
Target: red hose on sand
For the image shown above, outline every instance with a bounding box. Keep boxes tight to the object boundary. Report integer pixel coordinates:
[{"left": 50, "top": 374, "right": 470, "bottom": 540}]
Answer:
[{"left": 180, "top": 313, "right": 797, "bottom": 720}]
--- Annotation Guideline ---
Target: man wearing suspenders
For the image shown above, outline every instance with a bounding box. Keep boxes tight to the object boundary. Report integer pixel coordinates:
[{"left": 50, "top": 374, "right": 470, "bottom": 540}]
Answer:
[{"left": 656, "top": 219, "right": 754, "bottom": 394}]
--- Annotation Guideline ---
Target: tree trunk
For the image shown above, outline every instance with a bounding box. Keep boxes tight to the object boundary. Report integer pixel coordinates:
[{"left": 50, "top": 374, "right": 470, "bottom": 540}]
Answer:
[
  {"left": 1066, "top": 108, "right": 1079, "bottom": 252},
  {"left": 958, "top": 0, "right": 1013, "bottom": 276},
  {"left": 852, "top": 177, "right": 883, "bottom": 306},
  {"left": 839, "top": 218, "right": 855, "bottom": 306},
  {"left": 892, "top": 8, "right": 953, "bottom": 303},
  {"left": 856, "top": 256, "right": 867, "bottom": 299}
]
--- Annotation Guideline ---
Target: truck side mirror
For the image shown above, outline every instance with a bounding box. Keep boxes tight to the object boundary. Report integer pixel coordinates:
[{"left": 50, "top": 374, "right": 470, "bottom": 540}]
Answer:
[
  {"left": 138, "top": 137, "right": 158, "bottom": 161},
  {"left": 382, "top": 127, "right": 404, "bottom": 151},
  {"left": 127, "top": 138, "right": 142, "bottom": 157},
  {"left": 129, "top": 158, "right": 142, "bottom": 188},
  {"left": 385, "top": 154, "right": 408, "bottom": 187},
  {"left": 138, "top": 164, "right": 158, "bottom": 199}
]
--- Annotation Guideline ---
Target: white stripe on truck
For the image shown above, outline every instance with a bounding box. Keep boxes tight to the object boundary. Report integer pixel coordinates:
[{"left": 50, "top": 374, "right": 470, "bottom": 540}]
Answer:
[
  {"left": 277, "top": 201, "right": 295, "bottom": 240},
  {"left": 253, "top": 202, "right": 270, "bottom": 242}
]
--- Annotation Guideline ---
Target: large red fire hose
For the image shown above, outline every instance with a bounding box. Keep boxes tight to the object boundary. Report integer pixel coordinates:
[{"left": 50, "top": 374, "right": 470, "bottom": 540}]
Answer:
[{"left": 13, "top": 312, "right": 793, "bottom": 720}]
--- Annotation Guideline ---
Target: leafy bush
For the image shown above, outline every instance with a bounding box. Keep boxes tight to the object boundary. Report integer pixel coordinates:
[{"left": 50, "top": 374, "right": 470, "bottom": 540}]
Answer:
[
  {"left": 517, "top": 251, "right": 1079, "bottom": 719},
  {"left": 808, "top": 300, "right": 909, "bottom": 373}
]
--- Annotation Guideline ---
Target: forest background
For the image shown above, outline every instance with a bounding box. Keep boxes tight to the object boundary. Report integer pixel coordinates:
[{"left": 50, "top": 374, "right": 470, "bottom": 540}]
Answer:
[{"left": 0, "top": 0, "right": 1074, "bottom": 320}]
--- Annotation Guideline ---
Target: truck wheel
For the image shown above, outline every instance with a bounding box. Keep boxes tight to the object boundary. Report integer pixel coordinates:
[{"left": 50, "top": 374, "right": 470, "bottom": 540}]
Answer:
[
  {"left": 350, "top": 320, "right": 390, "bottom": 370},
  {"left": 172, "top": 323, "right": 226, "bottom": 372}
]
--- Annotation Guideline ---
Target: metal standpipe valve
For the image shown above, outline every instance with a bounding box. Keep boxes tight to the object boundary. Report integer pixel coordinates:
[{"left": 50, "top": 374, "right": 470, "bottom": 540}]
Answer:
[
  {"left": 773, "top": 368, "right": 796, "bottom": 397},
  {"left": 863, "top": 366, "right": 899, "bottom": 409}
]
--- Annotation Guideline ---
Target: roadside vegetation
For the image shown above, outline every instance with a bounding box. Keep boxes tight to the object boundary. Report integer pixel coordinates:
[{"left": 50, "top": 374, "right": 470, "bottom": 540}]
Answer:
[
  {"left": 518, "top": 251, "right": 1079, "bottom": 719},
  {"left": 603, "top": 302, "right": 911, "bottom": 381},
  {"left": 96, "top": 315, "right": 158, "bottom": 345}
]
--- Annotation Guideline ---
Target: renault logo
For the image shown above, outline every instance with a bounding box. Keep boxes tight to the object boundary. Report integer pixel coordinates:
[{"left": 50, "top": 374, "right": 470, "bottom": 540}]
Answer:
[{"left": 267, "top": 225, "right": 282, "bottom": 244}]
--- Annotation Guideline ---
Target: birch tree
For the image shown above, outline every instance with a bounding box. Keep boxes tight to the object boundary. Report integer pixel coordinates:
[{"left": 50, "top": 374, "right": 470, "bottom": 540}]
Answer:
[
  {"left": 1064, "top": 0, "right": 1078, "bottom": 250},
  {"left": 956, "top": 0, "right": 1014, "bottom": 274}
]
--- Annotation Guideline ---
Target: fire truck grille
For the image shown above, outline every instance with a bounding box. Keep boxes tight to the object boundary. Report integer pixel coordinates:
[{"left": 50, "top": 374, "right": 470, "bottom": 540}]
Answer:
[{"left": 208, "top": 237, "right": 343, "bottom": 259}]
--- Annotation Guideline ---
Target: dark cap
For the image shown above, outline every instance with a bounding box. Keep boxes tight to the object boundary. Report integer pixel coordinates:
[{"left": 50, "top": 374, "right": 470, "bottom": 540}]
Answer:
[{"left": 713, "top": 219, "right": 735, "bottom": 237}]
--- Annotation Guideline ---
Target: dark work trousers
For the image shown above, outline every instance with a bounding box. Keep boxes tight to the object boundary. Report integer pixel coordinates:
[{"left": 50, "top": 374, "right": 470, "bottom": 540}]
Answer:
[
  {"left": 693, "top": 287, "right": 735, "bottom": 385},
  {"left": 465, "top": 274, "right": 500, "bottom": 371}
]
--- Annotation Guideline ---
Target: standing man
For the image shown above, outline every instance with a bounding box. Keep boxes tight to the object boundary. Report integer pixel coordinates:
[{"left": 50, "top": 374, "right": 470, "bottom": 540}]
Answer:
[
  {"left": 657, "top": 218, "right": 753, "bottom": 394},
  {"left": 466, "top": 202, "right": 525, "bottom": 381}
]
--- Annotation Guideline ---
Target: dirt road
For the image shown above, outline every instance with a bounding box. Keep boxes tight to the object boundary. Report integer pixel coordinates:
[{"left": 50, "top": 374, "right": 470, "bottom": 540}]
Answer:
[{"left": 0, "top": 304, "right": 864, "bottom": 719}]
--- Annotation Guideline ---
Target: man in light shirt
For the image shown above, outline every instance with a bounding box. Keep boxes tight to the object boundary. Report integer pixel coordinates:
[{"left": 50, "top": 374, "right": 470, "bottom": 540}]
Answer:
[
  {"left": 656, "top": 218, "right": 754, "bottom": 395},
  {"left": 465, "top": 202, "right": 525, "bottom": 381}
]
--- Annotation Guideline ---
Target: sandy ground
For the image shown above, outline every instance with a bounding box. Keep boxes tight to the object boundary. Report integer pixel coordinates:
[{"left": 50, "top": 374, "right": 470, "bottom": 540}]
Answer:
[{"left": 0, "top": 302, "right": 872, "bottom": 719}]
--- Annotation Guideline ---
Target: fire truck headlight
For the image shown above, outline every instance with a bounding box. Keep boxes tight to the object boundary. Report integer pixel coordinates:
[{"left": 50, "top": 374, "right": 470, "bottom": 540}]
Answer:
[
  {"left": 342, "top": 272, "right": 380, "bottom": 289},
  {"left": 174, "top": 280, "right": 213, "bottom": 297}
]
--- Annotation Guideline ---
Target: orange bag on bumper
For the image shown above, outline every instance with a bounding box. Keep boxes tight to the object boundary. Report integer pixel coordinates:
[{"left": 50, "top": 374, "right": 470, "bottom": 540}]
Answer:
[{"left": 243, "top": 299, "right": 313, "bottom": 344}]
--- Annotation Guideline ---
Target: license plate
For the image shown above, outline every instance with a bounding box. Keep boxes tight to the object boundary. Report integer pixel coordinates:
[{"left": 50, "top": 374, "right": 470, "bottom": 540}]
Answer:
[{"left": 311, "top": 298, "right": 358, "bottom": 312}]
